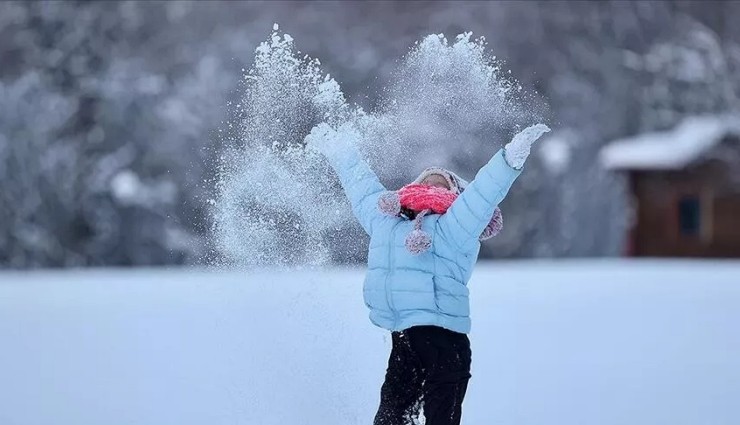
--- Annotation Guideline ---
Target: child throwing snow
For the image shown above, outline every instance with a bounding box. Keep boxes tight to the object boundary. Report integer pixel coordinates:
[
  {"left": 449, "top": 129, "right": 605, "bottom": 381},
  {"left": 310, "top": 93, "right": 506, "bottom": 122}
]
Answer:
[{"left": 305, "top": 122, "right": 550, "bottom": 425}]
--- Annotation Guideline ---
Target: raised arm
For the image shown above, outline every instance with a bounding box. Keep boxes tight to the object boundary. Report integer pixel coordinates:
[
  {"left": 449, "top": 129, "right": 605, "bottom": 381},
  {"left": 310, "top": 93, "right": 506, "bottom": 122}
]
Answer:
[
  {"left": 436, "top": 124, "right": 550, "bottom": 250},
  {"left": 305, "top": 123, "right": 388, "bottom": 235}
]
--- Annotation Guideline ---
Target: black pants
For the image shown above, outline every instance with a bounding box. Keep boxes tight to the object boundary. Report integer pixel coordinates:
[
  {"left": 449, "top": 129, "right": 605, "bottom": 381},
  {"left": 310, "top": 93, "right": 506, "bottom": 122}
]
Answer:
[{"left": 373, "top": 326, "right": 471, "bottom": 425}]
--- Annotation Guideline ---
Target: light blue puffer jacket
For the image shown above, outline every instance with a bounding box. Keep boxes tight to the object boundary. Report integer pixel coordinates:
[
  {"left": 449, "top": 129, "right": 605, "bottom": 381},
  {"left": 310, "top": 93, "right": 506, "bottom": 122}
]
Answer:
[{"left": 321, "top": 143, "right": 522, "bottom": 334}]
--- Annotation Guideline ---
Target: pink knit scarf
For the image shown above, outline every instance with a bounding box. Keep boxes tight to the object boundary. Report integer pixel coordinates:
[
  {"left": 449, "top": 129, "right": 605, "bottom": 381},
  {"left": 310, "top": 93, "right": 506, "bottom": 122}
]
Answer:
[
  {"left": 398, "top": 184, "right": 458, "bottom": 214},
  {"left": 377, "top": 183, "right": 504, "bottom": 255}
]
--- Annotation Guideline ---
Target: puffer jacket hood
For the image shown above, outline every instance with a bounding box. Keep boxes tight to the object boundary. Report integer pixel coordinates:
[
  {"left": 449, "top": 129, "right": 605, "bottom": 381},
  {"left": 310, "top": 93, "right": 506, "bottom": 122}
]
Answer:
[{"left": 411, "top": 167, "right": 469, "bottom": 195}]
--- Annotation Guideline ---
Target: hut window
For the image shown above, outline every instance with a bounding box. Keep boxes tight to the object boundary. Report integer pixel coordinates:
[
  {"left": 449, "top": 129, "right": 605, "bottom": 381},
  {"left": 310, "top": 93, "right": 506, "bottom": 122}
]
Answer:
[{"left": 678, "top": 196, "right": 701, "bottom": 236}]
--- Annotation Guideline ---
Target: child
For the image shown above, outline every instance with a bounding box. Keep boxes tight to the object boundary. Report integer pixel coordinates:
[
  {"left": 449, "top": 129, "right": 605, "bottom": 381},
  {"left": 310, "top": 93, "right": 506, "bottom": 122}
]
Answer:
[{"left": 306, "top": 122, "right": 550, "bottom": 425}]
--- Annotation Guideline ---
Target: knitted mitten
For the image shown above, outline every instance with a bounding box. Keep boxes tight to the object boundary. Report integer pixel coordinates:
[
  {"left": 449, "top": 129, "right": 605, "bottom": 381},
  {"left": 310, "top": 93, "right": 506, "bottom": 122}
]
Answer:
[{"left": 503, "top": 124, "right": 551, "bottom": 170}]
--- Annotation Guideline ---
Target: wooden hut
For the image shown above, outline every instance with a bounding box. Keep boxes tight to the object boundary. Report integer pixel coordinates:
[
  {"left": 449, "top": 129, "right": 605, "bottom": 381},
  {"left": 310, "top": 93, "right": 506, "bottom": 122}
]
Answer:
[{"left": 601, "top": 115, "right": 740, "bottom": 257}]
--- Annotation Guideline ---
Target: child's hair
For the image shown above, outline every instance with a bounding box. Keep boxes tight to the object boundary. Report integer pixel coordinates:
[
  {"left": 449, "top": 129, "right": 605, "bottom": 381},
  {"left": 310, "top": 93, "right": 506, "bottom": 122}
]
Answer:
[{"left": 400, "top": 205, "right": 418, "bottom": 220}]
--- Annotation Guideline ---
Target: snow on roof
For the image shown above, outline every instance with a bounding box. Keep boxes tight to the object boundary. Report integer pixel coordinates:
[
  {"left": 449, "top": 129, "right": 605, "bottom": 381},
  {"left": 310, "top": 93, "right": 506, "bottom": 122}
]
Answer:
[{"left": 600, "top": 115, "right": 740, "bottom": 170}]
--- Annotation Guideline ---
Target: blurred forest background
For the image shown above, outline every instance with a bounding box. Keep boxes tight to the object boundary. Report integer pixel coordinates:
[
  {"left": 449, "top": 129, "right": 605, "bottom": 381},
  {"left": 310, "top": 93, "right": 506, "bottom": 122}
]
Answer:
[{"left": 1, "top": 0, "right": 739, "bottom": 268}]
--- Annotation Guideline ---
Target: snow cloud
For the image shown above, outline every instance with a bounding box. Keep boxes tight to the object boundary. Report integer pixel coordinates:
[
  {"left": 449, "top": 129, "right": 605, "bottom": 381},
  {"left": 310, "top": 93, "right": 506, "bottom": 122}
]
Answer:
[{"left": 212, "top": 26, "right": 545, "bottom": 267}]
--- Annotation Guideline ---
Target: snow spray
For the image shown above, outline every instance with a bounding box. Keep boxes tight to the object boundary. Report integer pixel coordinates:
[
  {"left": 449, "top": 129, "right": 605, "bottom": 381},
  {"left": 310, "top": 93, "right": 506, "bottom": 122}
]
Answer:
[{"left": 212, "top": 24, "right": 545, "bottom": 267}]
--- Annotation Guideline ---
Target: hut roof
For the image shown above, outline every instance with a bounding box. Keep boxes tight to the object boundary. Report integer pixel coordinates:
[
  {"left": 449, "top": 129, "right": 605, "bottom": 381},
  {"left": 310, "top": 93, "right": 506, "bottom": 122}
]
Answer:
[{"left": 600, "top": 115, "right": 740, "bottom": 170}]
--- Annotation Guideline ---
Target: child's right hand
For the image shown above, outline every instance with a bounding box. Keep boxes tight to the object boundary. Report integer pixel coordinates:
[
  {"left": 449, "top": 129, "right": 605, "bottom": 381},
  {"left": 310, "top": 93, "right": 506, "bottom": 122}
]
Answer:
[
  {"left": 305, "top": 122, "right": 336, "bottom": 155},
  {"left": 304, "top": 122, "right": 360, "bottom": 158}
]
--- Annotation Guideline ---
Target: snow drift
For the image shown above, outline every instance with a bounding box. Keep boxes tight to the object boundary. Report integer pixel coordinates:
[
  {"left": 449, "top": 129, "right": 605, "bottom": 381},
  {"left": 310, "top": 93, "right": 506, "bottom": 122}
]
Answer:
[{"left": 1, "top": 260, "right": 739, "bottom": 425}]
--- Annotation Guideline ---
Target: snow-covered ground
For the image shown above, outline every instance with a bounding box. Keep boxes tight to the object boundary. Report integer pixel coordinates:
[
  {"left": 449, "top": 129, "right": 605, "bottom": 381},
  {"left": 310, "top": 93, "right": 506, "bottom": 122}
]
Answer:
[{"left": 1, "top": 260, "right": 739, "bottom": 425}]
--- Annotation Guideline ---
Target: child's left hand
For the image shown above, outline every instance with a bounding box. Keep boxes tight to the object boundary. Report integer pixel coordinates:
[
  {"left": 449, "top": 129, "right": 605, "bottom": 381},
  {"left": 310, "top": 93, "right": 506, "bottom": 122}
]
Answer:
[{"left": 504, "top": 124, "right": 551, "bottom": 169}]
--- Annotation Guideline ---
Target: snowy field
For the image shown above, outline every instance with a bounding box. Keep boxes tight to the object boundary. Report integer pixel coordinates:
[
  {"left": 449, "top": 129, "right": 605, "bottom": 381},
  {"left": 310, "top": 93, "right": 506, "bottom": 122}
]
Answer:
[{"left": 1, "top": 260, "right": 739, "bottom": 425}]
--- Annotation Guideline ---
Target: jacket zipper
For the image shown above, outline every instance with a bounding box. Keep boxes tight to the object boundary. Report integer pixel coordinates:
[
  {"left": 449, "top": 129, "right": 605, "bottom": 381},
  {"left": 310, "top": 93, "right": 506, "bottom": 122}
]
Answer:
[{"left": 385, "top": 222, "right": 398, "bottom": 329}]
